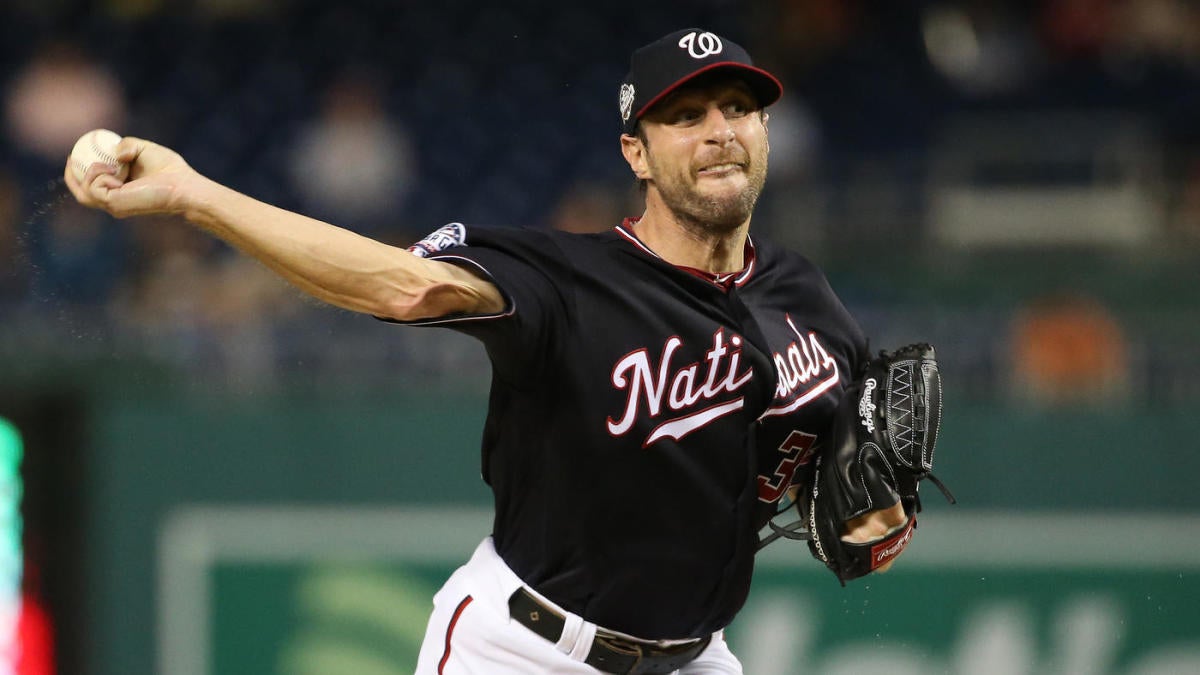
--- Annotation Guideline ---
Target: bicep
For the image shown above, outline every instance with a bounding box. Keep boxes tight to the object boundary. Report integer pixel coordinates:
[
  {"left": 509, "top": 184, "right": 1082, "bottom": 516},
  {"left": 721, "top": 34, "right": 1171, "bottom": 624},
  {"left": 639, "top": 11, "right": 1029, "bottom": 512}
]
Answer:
[{"left": 377, "top": 256, "right": 506, "bottom": 322}]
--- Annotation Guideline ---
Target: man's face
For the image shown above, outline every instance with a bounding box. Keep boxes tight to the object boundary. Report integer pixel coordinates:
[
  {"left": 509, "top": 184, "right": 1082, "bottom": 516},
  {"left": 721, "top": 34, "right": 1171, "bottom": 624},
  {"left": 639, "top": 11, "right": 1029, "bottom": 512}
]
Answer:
[{"left": 634, "top": 78, "right": 769, "bottom": 232}]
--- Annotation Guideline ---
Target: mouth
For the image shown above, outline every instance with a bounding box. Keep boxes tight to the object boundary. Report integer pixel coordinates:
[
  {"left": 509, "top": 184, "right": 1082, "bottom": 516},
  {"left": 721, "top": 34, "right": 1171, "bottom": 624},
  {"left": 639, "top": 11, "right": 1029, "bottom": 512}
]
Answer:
[{"left": 696, "top": 161, "right": 747, "bottom": 178}]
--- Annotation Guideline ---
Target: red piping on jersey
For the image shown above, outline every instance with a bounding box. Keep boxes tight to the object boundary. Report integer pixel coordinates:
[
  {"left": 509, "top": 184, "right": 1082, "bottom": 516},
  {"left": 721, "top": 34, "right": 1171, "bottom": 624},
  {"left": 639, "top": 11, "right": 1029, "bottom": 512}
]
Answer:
[
  {"left": 438, "top": 595, "right": 473, "bottom": 674},
  {"left": 615, "top": 219, "right": 756, "bottom": 290}
]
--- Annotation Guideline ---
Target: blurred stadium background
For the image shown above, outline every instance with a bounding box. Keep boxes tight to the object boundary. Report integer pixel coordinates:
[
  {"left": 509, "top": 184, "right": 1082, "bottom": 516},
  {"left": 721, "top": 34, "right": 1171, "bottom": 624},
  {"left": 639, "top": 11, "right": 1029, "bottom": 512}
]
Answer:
[{"left": 2, "top": 1, "right": 1199, "bottom": 674}]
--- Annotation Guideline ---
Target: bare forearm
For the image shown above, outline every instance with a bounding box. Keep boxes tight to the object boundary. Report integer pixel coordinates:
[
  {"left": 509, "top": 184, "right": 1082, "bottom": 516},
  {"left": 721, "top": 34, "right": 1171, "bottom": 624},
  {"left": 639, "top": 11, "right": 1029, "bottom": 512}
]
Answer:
[
  {"left": 66, "top": 135, "right": 503, "bottom": 320},
  {"left": 181, "top": 176, "right": 424, "bottom": 315}
]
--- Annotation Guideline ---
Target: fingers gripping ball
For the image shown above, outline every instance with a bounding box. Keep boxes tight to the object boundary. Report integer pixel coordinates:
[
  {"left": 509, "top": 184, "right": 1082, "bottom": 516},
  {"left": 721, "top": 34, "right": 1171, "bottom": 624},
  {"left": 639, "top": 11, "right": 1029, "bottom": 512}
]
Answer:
[{"left": 70, "top": 129, "right": 128, "bottom": 183}]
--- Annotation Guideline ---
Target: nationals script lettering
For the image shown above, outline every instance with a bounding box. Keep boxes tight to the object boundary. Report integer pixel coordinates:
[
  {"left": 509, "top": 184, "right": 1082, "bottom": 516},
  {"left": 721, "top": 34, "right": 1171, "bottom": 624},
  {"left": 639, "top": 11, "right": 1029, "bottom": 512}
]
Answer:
[{"left": 606, "top": 328, "right": 753, "bottom": 446}]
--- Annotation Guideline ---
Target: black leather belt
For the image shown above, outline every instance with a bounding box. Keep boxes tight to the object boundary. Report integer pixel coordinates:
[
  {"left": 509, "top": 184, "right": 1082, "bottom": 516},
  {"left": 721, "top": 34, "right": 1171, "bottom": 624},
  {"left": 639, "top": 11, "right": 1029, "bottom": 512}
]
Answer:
[{"left": 508, "top": 588, "right": 712, "bottom": 675}]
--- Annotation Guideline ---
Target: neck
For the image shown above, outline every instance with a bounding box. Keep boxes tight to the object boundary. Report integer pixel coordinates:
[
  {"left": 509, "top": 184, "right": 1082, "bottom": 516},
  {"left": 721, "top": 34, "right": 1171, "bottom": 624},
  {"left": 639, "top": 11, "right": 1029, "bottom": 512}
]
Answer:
[{"left": 632, "top": 199, "right": 750, "bottom": 274}]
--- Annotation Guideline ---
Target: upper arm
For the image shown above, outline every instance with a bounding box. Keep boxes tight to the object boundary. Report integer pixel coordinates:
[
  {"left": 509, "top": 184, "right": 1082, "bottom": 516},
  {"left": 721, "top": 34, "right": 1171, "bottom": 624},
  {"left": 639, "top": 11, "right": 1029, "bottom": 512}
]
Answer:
[
  {"left": 380, "top": 226, "right": 572, "bottom": 383},
  {"left": 377, "top": 255, "right": 507, "bottom": 322}
]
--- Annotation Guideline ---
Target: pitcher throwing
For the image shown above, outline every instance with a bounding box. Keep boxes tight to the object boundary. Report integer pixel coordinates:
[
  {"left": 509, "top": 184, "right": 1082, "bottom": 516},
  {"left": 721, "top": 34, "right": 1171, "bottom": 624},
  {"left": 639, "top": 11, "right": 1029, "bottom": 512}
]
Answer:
[{"left": 67, "top": 28, "right": 941, "bottom": 675}]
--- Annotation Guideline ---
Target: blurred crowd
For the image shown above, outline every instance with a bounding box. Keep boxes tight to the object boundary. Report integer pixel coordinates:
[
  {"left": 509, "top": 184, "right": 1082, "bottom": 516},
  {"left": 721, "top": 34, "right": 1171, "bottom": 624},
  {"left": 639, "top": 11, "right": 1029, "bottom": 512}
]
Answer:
[{"left": 1, "top": 0, "right": 1199, "bottom": 403}]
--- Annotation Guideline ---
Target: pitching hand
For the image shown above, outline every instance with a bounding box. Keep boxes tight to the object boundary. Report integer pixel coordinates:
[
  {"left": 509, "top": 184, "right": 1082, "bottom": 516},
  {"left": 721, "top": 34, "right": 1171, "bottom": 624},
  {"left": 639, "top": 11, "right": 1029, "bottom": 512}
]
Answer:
[
  {"left": 841, "top": 501, "right": 907, "bottom": 572},
  {"left": 64, "top": 137, "right": 197, "bottom": 219}
]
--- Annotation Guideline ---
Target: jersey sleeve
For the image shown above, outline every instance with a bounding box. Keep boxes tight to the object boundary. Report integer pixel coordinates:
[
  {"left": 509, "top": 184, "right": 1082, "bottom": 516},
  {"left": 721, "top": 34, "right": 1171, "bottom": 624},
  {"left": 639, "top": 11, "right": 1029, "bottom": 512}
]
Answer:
[{"left": 381, "top": 224, "right": 573, "bottom": 383}]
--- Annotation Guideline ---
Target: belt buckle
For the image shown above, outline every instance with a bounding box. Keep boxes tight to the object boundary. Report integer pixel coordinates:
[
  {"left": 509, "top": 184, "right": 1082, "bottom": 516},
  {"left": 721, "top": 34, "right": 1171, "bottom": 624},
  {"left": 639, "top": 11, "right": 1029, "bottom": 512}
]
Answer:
[
  {"left": 626, "top": 644, "right": 644, "bottom": 675},
  {"left": 593, "top": 633, "right": 645, "bottom": 675},
  {"left": 597, "top": 633, "right": 707, "bottom": 675},
  {"left": 636, "top": 635, "right": 710, "bottom": 675}
]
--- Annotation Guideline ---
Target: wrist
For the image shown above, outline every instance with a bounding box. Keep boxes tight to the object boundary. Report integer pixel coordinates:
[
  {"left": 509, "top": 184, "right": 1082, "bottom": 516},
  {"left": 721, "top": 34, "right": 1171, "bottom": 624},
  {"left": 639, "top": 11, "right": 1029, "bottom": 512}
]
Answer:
[{"left": 178, "top": 171, "right": 222, "bottom": 222}]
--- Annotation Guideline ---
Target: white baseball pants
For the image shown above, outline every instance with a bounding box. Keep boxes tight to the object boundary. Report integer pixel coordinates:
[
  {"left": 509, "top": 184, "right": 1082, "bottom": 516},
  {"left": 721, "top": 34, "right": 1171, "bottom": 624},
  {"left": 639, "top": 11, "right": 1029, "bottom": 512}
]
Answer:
[{"left": 414, "top": 537, "right": 743, "bottom": 674}]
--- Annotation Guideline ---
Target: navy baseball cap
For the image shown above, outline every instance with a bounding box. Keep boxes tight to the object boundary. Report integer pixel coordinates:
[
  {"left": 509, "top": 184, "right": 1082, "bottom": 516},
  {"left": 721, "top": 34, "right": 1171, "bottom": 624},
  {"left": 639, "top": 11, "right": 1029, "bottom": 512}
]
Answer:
[{"left": 619, "top": 28, "right": 783, "bottom": 135}]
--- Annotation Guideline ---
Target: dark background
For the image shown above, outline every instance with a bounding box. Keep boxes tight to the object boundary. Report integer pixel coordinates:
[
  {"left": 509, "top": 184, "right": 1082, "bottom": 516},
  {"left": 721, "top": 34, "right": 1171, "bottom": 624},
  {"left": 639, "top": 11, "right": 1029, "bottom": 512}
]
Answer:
[{"left": 2, "top": 1, "right": 1199, "bottom": 673}]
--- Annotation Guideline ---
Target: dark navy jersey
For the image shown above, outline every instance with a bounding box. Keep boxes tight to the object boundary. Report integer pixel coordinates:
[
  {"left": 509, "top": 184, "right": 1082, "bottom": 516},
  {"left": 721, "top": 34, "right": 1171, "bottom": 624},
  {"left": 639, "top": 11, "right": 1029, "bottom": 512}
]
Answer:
[{"left": 398, "top": 220, "right": 867, "bottom": 639}]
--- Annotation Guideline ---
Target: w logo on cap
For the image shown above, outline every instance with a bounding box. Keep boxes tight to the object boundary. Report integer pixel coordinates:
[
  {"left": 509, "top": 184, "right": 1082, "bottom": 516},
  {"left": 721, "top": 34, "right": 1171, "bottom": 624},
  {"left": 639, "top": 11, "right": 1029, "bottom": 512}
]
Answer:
[
  {"left": 678, "top": 31, "right": 723, "bottom": 59},
  {"left": 619, "top": 28, "right": 782, "bottom": 134}
]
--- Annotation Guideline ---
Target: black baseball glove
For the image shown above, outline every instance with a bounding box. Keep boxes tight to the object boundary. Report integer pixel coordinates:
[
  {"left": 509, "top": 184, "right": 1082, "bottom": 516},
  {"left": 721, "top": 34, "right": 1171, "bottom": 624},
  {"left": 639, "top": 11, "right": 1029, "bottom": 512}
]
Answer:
[{"left": 760, "top": 344, "right": 955, "bottom": 584}]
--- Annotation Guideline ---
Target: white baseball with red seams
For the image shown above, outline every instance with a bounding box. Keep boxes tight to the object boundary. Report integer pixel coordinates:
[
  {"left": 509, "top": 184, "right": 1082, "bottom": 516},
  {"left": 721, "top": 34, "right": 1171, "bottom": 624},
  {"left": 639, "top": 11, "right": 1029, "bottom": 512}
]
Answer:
[{"left": 69, "top": 129, "right": 129, "bottom": 183}]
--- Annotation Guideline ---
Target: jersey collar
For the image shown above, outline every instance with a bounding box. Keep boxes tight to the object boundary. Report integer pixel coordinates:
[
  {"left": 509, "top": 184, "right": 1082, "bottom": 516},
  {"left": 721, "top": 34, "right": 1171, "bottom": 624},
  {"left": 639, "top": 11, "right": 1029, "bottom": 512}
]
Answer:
[{"left": 615, "top": 218, "right": 757, "bottom": 290}]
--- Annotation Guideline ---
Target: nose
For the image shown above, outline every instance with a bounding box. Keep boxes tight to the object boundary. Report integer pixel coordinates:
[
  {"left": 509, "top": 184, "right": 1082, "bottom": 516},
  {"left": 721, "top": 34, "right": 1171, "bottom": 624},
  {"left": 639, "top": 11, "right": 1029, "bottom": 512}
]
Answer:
[{"left": 703, "top": 107, "right": 736, "bottom": 145}]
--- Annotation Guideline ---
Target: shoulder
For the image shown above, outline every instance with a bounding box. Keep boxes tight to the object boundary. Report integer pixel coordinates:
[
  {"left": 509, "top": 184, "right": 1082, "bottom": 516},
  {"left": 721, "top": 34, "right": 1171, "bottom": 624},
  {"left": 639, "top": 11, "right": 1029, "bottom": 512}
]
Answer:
[
  {"left": 406, "top": 224, "right": 630, "bottom": 315},
  {"left": 746, "top": 235, "right": 868, "bottom": 354},
  {"left": 408, "top": 223, "right": 568, "bottom": 280},
  {"left": 745, "top": 235, "right": 832, "bottom": 292},
  {"left": 412, "top": 222, "right": 621, "bottom": 262},
  {"left": 411, "top": 222, "right": 555, "bottom": 255}
]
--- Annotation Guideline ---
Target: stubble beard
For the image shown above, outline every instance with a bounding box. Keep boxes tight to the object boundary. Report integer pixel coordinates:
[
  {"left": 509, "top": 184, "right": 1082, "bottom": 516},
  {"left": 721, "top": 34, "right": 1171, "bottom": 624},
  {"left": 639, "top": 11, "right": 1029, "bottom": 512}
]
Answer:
[{"left": 653, "top": 153, "right": 768, "bottom": 237}]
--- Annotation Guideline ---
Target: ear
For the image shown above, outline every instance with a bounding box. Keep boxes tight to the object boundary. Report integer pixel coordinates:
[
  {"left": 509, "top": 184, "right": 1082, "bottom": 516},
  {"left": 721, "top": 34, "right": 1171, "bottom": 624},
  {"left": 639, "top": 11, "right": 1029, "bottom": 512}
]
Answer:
[
  {"left": 761, "top": 111, "right": 770, "bottom": 154},
  {"left": 620, "top": 133, "right": 652, "bottom": 180}
]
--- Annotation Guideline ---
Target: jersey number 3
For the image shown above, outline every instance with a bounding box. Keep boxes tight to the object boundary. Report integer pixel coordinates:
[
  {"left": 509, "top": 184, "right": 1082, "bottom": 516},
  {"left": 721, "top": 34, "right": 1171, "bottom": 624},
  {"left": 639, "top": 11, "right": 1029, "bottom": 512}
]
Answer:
[{"left": 757, "top": 430, "right": 817, "bottom": 503}]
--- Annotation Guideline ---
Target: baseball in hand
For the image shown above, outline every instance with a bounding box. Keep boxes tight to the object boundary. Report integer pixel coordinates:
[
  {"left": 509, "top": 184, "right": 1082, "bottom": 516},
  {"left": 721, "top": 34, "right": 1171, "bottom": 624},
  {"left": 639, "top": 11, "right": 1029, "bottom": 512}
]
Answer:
[{"left": 70, "top": 129, "right": 129, "bottom": 183}]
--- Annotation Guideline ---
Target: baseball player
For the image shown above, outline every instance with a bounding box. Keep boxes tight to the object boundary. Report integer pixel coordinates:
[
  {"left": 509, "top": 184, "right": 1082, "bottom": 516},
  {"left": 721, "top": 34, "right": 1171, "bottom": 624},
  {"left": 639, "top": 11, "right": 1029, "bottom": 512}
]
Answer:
[{"left": 66, "top": 28, "right": 907, "bottom": 675}]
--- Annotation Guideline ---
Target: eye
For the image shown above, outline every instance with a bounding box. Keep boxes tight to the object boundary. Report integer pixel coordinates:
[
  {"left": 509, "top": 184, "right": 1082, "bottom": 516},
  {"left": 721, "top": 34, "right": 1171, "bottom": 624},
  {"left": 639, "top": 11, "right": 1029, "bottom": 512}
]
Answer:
[
  {"left": 671, "top": 107, "right": 704, "bottom": 124},
  {"left": 723, "top": 100, "right": 753, "bottom": 118}
]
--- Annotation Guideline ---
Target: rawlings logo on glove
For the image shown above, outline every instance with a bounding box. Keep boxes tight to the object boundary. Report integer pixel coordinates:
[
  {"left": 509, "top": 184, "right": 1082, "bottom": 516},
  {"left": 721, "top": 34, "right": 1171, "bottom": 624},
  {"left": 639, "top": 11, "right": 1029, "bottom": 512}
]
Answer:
[
  {"left": 760, "top": 343, "right": 955, "bottom": 585},
  {"left": 858, "top": 378, "right": 877, "bottom": 433}
]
